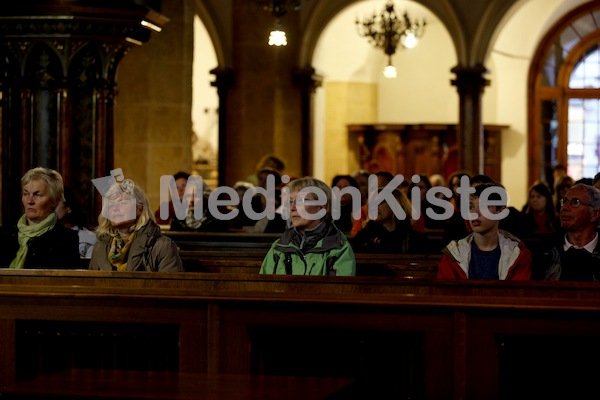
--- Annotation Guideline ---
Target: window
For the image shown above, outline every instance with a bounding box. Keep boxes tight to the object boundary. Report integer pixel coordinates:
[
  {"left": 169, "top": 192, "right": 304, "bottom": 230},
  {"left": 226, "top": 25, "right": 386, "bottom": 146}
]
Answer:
[{"left": 529, "top": 2, "right": 600, "bottom": 186}]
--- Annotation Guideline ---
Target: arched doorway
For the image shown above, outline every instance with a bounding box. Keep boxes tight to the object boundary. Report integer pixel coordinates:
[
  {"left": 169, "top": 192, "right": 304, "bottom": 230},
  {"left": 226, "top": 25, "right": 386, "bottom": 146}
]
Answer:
[{"left": 192, "top": 15, "right": 219, "bottom": 189}]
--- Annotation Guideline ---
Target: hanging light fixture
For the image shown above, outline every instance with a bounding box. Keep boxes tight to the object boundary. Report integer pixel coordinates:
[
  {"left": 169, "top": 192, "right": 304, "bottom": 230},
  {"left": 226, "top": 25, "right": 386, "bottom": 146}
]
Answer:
[
  {"left": 258, "top": 0, "right": 306, "bottom": 46},
  {"left": 356, "top": 1, "right": 426, "bottom": 78}
]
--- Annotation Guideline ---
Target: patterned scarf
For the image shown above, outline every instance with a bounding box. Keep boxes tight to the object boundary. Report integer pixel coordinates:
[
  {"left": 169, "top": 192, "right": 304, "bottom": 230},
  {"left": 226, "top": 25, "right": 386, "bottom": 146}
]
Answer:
[
  {"left": 10, "top": 213, "right": 57, "bottom": 269},
  {"left": 108, "top": 231, "right": 136, "bottom": 272}
]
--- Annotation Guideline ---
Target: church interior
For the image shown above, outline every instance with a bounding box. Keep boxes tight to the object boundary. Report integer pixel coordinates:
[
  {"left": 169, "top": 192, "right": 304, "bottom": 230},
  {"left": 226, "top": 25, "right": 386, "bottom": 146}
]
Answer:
[{"left": 0, "top": 0, "right": 599, "bottom": 399}]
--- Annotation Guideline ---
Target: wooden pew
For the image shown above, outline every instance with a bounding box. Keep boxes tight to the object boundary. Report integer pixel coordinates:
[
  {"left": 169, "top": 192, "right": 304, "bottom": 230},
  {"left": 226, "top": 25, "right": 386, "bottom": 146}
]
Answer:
[
  {"left": 163, "top": 229, "right": 446, "bottom": 253},
  {"left": 163, "top": 231, "right": 278, "bottom": 251},
  {"left": 1, "top": 369, "right": 353, "bottom": 400},
  {"left": 177, "top": 249, "right": 441, "bottom": 278},
  {"left": 0, "top": 270, "right": 599, "bottom": 399},
  {"left": 165, "top": 230, "right": 442, "bottom": 278}
]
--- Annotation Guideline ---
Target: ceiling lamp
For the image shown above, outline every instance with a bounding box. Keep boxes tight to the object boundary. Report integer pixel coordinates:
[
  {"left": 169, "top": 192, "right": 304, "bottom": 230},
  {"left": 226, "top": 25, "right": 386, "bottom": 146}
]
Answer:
[
  {"left": 258, "top": 0, "right": 305, "bottom": 46},
  {"left": 356, "top": 1, "right": 426, "bottom": 78}
]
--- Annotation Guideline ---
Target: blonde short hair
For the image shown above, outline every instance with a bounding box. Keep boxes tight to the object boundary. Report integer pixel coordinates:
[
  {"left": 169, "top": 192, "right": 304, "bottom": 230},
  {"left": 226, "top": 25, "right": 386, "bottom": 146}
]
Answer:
[{"left": 96, "top": 181, "right": 155, "bottom": 237}]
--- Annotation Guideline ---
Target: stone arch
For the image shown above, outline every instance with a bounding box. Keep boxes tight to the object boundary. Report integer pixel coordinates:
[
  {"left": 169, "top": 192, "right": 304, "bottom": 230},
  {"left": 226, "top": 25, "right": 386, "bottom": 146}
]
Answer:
[
  {"left": 193, "top": 0, "right": 228, "bottom": 68},
  {"left": 299, "top": 0, "right": 466, "bottom": 68},
  {"left": 472, "top": 0, "right": 522, "bottom": 66}
]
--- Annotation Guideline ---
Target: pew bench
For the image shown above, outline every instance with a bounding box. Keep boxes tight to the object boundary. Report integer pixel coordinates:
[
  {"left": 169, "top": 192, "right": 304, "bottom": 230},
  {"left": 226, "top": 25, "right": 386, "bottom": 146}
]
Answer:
[
  {"left": 0, "top": 369, "right": 354, "bottom": 400},
  {"left": 178, "top": 249, "right": 441, "bottom": 278}
]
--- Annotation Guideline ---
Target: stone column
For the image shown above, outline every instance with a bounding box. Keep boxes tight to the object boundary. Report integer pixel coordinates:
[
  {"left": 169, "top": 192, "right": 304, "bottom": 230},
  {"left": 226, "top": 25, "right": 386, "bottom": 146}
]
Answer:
[
  {"left": 0, "top": 1, "right": 167, "bottom": 226},
  {"left": 211, "top": 67, "right": 235, "bottom": 187},
  {"left": 294, "top": 66, "right": 323, "bottom": 177},
  {"left": 451, "top": 64, "right": 490, "bottom": 176}
]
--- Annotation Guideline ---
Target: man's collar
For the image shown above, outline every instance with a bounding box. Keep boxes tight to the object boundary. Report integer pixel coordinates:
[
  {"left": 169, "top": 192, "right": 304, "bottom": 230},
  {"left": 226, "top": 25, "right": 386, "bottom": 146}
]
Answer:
[{"left": 563, "top": 232, "right": 599, "bottom": 253}]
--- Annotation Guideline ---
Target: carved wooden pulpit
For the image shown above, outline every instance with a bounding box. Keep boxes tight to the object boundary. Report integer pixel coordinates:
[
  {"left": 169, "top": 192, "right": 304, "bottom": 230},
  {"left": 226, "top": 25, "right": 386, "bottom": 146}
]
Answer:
[{"left": 0, "top": 1, "right": 168, "bottom": 226}]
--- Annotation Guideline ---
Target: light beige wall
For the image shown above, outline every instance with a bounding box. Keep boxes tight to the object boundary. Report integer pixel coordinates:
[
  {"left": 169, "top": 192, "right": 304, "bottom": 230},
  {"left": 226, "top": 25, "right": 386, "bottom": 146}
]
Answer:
[
  {"left": 191, "top": 15, "right": 219, "bottom": 189},
  {"left": 323, "top": 81, "right": 377, "bottom": 185},
  {"left": 313, "top": 0, "right": 456, "bottom": 186}
]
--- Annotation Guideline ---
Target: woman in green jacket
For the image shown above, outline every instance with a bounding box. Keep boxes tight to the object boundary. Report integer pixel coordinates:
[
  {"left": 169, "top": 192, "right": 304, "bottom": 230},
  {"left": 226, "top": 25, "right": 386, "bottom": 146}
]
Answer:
[{"left": 259, "top": 177, "right": 356, "bottom": 276}]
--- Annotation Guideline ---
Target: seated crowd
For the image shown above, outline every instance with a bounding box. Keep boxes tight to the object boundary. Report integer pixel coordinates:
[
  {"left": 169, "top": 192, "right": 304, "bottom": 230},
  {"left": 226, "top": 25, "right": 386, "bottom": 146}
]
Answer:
[{"left": 1, "top": 161, "right": 599, "bottom": 282}]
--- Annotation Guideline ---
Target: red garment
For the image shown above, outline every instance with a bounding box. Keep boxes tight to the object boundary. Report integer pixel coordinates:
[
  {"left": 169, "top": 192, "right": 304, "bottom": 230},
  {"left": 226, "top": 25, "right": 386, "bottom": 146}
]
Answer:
[
  {"left": 154, "top": 202, "right": 175, "bottom": 225},
  {"left": 350, "top": 205, "right": 368, "bottom": 236},
  {"left": 533, "top": 213, "right": 551, "bottom": 234},
  {"left": 437, "top": 236, "right": 532, "bottom": 280},
  {"left": 412, "top": 215, "right": 425, "bottom": 233}
]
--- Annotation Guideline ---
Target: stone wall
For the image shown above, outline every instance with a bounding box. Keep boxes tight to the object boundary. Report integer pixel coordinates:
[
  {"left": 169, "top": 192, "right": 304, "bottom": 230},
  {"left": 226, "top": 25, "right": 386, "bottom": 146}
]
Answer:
[{"left": 114, "top": 0, "right": 194, "bottom": 212}]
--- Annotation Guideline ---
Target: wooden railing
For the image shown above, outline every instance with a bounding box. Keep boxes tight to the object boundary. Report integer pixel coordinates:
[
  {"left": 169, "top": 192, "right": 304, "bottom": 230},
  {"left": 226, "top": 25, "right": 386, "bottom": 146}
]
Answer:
[{"left": 0, "top": 270, "right": 599, "bottom": 399}]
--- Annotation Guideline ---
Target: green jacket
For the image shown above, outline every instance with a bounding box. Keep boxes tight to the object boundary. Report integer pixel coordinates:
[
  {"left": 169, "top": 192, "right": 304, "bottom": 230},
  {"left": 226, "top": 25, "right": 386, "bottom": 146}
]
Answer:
[{"left": 259, "top": 222, "right": 356, "bottom": 276}]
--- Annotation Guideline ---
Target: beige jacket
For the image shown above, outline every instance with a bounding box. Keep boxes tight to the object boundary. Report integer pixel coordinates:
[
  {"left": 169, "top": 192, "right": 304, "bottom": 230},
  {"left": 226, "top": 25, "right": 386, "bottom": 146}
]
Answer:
[{"left": 90, "top": 221, "right": 183, "bottom": 272}]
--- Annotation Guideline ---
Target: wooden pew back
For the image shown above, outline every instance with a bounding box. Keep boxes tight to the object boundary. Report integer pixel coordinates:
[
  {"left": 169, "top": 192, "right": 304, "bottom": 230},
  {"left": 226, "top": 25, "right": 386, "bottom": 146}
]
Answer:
[
  {"left": 0, "top": 270, "right": 599, "bottom": 400},
  {"left": 166, "top": 230, "right": 442, "bottom": 279}
]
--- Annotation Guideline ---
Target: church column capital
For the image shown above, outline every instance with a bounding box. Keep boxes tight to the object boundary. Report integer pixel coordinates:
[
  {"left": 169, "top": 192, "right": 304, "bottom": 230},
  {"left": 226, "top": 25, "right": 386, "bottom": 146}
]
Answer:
[
  {"left": 294, "top": 66, "right": 323, "bottom": 94},
  {"left": 450, "top": 64, "right": 490, "bottom": 95},
  {"left": 210, "top": 67, "right": 235, "bottom": 94}
]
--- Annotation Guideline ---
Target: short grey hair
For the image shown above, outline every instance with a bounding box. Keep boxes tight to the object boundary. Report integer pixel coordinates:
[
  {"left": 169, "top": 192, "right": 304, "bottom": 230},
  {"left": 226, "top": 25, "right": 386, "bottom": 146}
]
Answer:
[
  {"left": 287, "top": 177, "right": 332, "bottom": 222},
  {"left": 21, "top": 167, "right": 65, "bottom": 207},
  {"left": 575, "top": 183, "right": 600, "bottom": 209}
]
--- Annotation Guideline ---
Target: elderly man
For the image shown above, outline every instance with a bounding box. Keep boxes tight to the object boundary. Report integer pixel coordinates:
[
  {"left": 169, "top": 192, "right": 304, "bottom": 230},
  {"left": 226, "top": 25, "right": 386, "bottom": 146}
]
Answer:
[{"left": 544, "top": 183, "right": 600, "bottom": 281}]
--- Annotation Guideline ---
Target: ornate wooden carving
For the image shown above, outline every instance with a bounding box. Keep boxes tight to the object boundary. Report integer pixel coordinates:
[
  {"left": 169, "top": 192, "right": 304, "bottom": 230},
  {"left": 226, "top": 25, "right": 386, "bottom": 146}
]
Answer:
[
  {"left": 0, "top": 1, "right": 168, "bottom": 226},
  {"left": 348, "top": 123, "right": 506, "bottom": 182}
]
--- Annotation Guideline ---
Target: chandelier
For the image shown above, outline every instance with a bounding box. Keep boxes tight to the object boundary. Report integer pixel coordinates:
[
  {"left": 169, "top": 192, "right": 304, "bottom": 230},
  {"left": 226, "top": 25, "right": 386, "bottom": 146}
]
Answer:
[
  {"left": 356, "top": 1, "right": 426, "bottom": 78},
  {"left": 257, "top": 0, "right": 306, "bottom": 46}
]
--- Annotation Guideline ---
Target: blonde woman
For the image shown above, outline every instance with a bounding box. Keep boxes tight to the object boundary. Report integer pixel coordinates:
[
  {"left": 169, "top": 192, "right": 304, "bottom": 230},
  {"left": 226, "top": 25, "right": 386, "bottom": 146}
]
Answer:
[
  {"left": 89, "top": 181, "right": 183, "bottom": 272},
  {"left": 3, "top": 167, "right": 80, "bottom": 269}
]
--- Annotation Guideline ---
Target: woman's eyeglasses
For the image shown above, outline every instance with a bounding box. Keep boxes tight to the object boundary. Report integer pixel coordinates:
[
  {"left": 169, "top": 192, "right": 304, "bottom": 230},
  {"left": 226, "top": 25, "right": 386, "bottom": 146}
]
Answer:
[
  {"left": 289, "top": 196, "right": 307, "bottom": 206},
  {"left": 560, "top": 197, "right": 594, "bottom": 208}
]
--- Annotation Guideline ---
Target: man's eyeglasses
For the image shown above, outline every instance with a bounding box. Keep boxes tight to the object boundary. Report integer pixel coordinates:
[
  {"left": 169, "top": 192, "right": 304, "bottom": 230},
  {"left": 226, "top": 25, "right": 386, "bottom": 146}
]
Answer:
[{"left": 560, "top": 197, "right": 595, "bottom": 208}]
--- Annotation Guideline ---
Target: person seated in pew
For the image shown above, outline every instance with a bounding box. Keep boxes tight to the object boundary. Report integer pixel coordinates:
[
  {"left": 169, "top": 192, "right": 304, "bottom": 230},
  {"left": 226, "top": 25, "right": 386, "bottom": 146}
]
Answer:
[
  {"left": 331, "top": 174, "right": 360, "bottom": 235},
  {"left": 518, "top": 181, "right": 560, "bottom": 279},
  {"left": 441, "top": 174, "right": 525, "bottom": 247},
  {"left": 437, "top": 182, "right": 532, "bottom": 280},
  {"left": 169, "top": 186, "right": 230, "bottom": 233},
  {"left": 154, "top": 171, "right": 190, "bottom": 227},
  {"left": 55, "top": 186, "right": 97, "bottom": 259},
  {"left": 351, "top": 187, "right": 430, "bottom": 254},
  {"left": 553, "top": 174, "right": 575, "bottom": 214},
  {"left": 350, "top": 170, "right": 395, "bottom": 236},
  {"left": 259, "top": 177, "right": 356, "bottom": 276},
  {"left": 542, "top": 183, "right": 600, "bottom": 281},
  {"left": 2, "top": 167, "right": 80, "bottom": 269},
  {"left": 253, "top": 188, "right": 288, "bottom": 234},
  {"left": 593, "top": 172, "right": 600, "bottom": 190},
  {"left": 90, "top": 180, "right": 183, "bottom": 272},
  {"left": 408, "top": 174, "right": 447, "bottom": 232}
]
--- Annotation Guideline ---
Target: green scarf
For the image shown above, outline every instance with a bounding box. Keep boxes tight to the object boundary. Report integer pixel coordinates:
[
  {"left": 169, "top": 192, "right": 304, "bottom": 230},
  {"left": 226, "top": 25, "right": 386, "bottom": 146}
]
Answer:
[{"left": 10, "top": 212, "right": 58, "bottom": 269}]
